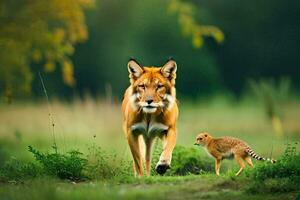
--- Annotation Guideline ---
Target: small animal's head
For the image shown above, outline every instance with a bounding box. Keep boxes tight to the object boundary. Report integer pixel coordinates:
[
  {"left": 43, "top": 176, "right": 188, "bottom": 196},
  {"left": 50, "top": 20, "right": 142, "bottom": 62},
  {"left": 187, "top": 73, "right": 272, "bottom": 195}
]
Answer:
[
  {"left": 194, "top": 132, "right": 211, "bottom": 146},
  {"left": 127, "top": 58, "right": 177, "bottom": 114}
]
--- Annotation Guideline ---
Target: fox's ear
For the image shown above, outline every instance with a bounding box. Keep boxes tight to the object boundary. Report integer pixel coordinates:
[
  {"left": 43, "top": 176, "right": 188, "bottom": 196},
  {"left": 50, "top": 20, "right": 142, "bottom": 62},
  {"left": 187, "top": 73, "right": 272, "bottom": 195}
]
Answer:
[
  {"left": 161, "top": 59, "right": 177, "bottom": 84},
  {"left": 128, "top": 59, "right": 143, "bottom": 82}
]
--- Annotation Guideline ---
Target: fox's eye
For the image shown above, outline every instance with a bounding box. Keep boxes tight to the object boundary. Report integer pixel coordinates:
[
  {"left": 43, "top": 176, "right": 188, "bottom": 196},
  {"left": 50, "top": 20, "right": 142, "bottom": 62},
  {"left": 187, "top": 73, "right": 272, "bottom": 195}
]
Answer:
[
  {"left": 157, "top": 84, "right": 164, "bottom": 89},
  {"left": 138, "top": 84, "right": 145, "bottom": 89},
  {"left": 199, "top": 138, "right": 203, "bottom": 140}
]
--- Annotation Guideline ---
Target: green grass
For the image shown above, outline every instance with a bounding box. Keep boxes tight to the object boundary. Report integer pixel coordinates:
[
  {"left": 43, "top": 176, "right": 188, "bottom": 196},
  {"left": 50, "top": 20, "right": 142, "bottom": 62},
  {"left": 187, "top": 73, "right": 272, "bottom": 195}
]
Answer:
[
  {"left": 1, "top": 142, "right": 299, "bottom": 199},
  {"left": 0, "top": 175, "right": 298, "bottom": 200},
  {"left": 0, "top": 97, "right": 299, "bottom": 199}
]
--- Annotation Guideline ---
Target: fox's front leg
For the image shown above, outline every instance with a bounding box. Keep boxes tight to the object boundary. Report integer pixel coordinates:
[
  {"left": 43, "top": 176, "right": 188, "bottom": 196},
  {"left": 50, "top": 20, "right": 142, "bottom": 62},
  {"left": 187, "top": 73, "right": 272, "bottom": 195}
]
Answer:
[
  {"left": 156, "top": 128, "right": 176, "bottom": 175},
  {"left": 127, "top": 132, "right": 144, "bottom": 177},
  {"left": 145, "top": 137, "right": 154, "bottom": 176}
]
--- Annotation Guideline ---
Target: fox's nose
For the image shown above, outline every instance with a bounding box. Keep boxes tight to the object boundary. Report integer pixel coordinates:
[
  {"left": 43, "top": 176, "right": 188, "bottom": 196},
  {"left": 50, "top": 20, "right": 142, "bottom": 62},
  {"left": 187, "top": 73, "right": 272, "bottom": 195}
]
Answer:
[
  {"left": 146, "top": 96, "right": 153, "bottom": 104},
  {"left": 146, "top": 99, "right": 153, "bottom": 104}
]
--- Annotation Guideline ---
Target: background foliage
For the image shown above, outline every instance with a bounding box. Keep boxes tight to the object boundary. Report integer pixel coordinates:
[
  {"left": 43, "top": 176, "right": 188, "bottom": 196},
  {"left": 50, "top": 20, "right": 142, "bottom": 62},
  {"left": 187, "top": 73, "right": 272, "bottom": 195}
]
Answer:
[
  {"left": 1, "top": 0, "right": 299, "bottom": 100},
  {"left": 0, "top": 0, "right": 93, "bottom": 100}
]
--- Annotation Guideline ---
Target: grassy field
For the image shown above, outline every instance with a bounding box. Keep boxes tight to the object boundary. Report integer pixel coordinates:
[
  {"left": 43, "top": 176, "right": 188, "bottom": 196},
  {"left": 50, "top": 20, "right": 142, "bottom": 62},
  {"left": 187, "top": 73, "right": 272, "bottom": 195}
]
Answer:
[
  {"left": 0, "top": 96, "right": 299, "bottom": 199},
  {"left": 0, "top": 175, "right": 298, "bottom": 200}
]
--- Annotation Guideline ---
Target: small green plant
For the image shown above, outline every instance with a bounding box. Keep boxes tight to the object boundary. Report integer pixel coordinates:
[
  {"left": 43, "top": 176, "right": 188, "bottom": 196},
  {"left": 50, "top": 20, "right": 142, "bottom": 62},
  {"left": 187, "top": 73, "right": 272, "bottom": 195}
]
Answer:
[
  {"left": 28, "top": 146, "right": 87, "bottom": 181},
  {"left": 0, "top": 145, "right": 9, "bottom": 167},
  {"left": 0, "top": 158, "right": 42, "bottom": 181},
  {"left": 152, "top": 144, "right": 214, "bottom": 176},
  {"left": 250, "top": 143, "right": 299, "bottom": 181},
  {"left": 0, "top": 144, "right": 132, "bottom": 182},
  {"left": 85, "top": 144, "right": 132, "bottom": 180},
  {"left": 247, "top": 142, "right": 300, "bottom": 193}
]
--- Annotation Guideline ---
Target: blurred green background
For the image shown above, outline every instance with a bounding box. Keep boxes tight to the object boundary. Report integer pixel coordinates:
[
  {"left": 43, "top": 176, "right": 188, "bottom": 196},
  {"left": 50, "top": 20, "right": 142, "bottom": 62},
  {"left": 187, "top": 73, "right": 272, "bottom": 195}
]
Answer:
[{"left": 1, "top": 0, "right": 300, "bottom": 100}]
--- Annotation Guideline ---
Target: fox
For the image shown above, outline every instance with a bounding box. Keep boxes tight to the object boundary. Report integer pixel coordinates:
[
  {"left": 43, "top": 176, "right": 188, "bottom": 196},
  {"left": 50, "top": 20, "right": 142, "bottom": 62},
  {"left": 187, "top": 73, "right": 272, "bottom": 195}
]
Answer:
[
  {"left": 194, "top": 132, "right": 276, "bottom": 176},
  {"left": 122, "top": 58, "right": 178, "bottom": 177}
]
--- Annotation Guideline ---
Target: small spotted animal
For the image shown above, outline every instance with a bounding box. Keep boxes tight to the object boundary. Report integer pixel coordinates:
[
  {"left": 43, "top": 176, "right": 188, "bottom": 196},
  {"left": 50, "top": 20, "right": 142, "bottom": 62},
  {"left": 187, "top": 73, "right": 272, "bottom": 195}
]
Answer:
[{"left": 194, "top": 132, "right": 276, "bottom": 176}]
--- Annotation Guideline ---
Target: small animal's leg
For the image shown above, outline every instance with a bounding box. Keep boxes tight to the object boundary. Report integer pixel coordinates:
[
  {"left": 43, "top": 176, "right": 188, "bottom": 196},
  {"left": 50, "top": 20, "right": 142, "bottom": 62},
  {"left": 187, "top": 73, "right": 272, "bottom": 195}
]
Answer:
[
  {"left": 215, "top": 158, "right": 221, "bottom": 176},
  {"left": 245, "top": 156, "right": 254, "bottom": 168},
  {"left": 235, "top": 155, "right": 245, "bottom": 176},
  {"left": 127, "top": 133, "right": 144, "bottom": 177}
]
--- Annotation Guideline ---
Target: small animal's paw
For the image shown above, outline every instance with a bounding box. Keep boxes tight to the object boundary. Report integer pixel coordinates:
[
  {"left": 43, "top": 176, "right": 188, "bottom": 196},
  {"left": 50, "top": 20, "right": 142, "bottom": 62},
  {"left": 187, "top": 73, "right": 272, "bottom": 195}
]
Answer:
[{"left": 155, "top": 160, "right": 170, "bottom": 175}]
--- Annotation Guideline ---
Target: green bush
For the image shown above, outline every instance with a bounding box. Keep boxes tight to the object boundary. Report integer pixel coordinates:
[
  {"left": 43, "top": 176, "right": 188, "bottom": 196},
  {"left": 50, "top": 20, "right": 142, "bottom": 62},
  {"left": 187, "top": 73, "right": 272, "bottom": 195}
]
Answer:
[
  {"left": 247, "top": 143, "right": 300, "bottom": 193},
  {"left": 250, "top": 143, "right": 300, "bottom": 181},
  {"left": 85, "top": 144, "right": 132, "bottom": 180},
  {"left": 0, "top": 144, "right": 132, "bottom": 182},
  {"left": 152, "top": 144, "right": 214, "bottom": 176},
  {"left": 28, "top": 146, "right": 87, "bottom": 181},
  {"left": 0, "top": 158, "right": 42, "bottom": 181}
]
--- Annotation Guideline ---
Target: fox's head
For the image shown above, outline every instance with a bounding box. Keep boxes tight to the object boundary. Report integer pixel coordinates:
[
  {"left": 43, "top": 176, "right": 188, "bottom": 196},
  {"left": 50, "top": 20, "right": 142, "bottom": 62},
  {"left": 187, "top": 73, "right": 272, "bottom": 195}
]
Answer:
[{"left": 127, "top": 58, "right": 177, "bottom": 114}]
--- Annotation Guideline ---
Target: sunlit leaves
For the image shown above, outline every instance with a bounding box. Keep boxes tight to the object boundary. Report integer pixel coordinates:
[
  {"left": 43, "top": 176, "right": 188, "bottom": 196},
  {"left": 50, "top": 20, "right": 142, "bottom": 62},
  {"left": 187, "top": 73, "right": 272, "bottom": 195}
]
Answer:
[
  {"left": 0, "top": 0, "right": 94, "bottom": 99},
  {"left": 168, "top": 0, "right": 224, "bottom": 48},
  {"left": 44, "top": 62, "right": 55, "bottom": 73},
  {"left": 62, "top": 60, "right": 75, "bottom": 87}
]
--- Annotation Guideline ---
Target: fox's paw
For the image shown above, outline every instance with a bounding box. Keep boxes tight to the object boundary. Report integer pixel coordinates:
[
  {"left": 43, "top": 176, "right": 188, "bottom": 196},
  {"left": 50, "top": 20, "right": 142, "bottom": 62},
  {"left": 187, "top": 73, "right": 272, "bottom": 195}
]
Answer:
[{"left": 155, "top": 160, "right": 170, "bottom": 175}]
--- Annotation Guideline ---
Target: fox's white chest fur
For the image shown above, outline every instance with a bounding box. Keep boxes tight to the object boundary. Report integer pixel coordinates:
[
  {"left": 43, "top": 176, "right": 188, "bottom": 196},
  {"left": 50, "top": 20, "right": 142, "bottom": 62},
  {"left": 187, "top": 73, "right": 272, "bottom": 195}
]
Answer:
[{"left": 131, "top": 120, "right": 168, "bottom": 137}]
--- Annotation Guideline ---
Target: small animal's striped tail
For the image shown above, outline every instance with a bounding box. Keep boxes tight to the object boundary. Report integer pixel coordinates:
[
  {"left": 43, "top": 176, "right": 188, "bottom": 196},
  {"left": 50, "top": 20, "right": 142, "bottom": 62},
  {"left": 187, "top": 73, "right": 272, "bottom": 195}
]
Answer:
[{"left": 245, "top": 147, "right": 276, "bottom": 163}]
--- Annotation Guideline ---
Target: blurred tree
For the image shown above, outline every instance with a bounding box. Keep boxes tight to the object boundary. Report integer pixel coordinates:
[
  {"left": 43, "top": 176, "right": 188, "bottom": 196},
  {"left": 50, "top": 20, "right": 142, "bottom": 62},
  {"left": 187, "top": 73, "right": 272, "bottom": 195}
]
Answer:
[
  {"left": 202, "top": 0, "right": 300, "bottom": 94},
  {"left": 249, "top": 78, "right": 291, "bottom": 137},
  {"left": 72, "top": 0, "right": 299, "bottom": 99},
  {"left": 71, "top": 0, "right": 223, "bottom": 99},
  {"left": 168, "top": 0, "right": 224, "bottom": 48},
  {"left": 0, "top": 0, "right": 93, "bottom": 101},
  {"left": 3, "top": 0, "right": 297, "bottom": 100}
]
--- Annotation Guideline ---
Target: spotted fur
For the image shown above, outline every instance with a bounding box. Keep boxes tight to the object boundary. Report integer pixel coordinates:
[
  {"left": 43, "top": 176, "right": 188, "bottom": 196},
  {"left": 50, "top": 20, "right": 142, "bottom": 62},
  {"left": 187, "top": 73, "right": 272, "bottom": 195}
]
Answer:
[{"left": 194, "top": 132, "right": 276, "bottom": 176}]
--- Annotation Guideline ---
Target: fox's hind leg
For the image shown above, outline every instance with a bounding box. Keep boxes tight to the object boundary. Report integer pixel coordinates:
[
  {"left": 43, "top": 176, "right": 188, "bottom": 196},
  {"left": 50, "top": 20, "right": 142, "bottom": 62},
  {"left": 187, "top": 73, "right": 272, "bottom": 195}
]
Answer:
[
  {"left": 235, "top": 155, "right": 245, "bottom": 176},
  {"left": 245, "top": 156, "right": 254, "bottom": 168}
]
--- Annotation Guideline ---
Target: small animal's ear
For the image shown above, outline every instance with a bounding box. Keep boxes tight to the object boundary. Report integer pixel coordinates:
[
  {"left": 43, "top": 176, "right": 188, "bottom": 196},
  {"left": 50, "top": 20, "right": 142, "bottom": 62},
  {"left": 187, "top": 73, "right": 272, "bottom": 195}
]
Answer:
[
  {"left": 128, "top": 59, "right": 143, "bottom": 83},
  {"left": 161, "top": 58, "right": 177, "bottom": 85}
]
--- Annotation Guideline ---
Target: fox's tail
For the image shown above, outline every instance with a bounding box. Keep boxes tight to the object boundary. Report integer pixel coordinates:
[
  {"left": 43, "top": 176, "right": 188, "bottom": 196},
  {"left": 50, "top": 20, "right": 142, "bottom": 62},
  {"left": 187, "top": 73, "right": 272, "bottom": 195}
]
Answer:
[{"left": 245, "top": 147, "right": 276, "bottom": 163}]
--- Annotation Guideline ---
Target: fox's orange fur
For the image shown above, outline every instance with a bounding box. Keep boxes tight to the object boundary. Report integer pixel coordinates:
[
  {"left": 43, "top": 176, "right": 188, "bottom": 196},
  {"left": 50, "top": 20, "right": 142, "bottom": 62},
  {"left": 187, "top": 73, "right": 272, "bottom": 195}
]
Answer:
[
  {"left": 194, "top": 132, "right": 276, "bottom": 176},
  {"left": 122, "top": 58, "right": 178, "bottom": 176}
]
